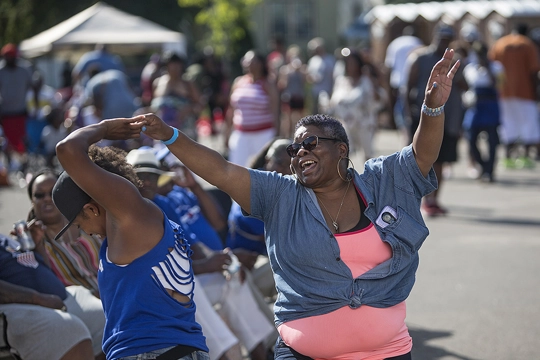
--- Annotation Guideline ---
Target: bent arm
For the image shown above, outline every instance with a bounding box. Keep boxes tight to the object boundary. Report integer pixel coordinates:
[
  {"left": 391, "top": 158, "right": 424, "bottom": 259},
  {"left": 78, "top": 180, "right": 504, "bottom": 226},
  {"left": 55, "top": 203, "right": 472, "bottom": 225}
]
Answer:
[
  {"left": 55, "top": 121, "right": 146, "bottom": 216},
  {"left": 142, "top": 114, "right": 252, "bottom": 212},
  {"left": 412, "top": 49, "right": 460, "bottom": 177},
  {"left": 55, "top": 118, "right": 165, "bottom": 263},
  {"left": 0, "top": 280, "right": 64, "bottom": 309}
]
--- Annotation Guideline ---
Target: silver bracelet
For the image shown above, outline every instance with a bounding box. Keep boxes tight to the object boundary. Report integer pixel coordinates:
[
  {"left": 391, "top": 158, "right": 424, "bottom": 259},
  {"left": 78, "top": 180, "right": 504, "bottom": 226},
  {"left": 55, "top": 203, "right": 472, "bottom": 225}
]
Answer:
[{"left": 421, "top": 102, "right": 445, "bottom": 116}]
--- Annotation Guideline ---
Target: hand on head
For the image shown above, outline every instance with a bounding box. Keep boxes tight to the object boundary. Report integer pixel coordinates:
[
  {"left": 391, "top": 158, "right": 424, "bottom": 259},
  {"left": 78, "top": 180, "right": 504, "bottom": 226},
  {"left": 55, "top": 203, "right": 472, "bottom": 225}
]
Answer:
[
  {"left": 138, "top": 113, "right": 173, "bottom": 141},
  {"left": 424, "top": 48, "right": 460, "bottom": 108},
  {"left": 101, "top": 116, "right": 147, "bottom": 140},
  {"left": 98, "top": 113, "right": 171, "bottom": 142}
]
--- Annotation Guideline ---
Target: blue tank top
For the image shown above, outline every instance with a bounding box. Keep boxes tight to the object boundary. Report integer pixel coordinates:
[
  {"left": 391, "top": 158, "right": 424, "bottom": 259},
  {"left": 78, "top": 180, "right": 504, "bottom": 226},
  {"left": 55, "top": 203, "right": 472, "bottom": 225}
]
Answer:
[{"left": 98, "top": 217, "right": 208, "bottom": 359}]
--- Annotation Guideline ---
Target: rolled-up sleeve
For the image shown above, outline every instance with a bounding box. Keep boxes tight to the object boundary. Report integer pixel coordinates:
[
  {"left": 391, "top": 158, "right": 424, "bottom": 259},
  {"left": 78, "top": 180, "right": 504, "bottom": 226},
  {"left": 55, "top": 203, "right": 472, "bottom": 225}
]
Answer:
[
  {"left": 249, "top": 169, "right": 294, "bottom": 221},
  {"left": 401, "top": 145, "right": 438, "bottom": 197}
]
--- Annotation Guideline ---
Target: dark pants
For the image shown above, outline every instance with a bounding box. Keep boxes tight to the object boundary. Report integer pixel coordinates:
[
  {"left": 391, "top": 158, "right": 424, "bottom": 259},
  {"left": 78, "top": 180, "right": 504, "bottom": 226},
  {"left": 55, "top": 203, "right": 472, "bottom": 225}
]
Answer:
[
  {"left": 467, "top": 125, "right": 500, "bottom": 177},
  {"left": 274, "top": 336, "right": 412, "bottom": 360}
]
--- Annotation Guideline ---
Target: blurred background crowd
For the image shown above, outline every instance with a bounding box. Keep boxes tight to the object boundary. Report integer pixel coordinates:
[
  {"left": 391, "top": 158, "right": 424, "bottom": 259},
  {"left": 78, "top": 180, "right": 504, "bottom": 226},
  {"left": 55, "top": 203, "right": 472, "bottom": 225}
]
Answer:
[{"left": 1, "top": 1, "right": 539, "bottom": 189}]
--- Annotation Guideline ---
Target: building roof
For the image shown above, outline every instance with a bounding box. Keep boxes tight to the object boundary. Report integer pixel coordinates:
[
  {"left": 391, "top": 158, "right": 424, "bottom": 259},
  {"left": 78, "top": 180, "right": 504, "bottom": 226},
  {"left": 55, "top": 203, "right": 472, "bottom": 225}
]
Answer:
[{"left": 365, "top": 0, "right": 540, "bottom": 25}]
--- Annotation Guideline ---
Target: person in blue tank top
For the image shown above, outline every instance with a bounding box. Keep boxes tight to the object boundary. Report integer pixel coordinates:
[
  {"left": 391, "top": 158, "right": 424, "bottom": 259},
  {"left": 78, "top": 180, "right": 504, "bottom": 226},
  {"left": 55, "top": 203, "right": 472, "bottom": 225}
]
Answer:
[
  {"left": 60, "top": 47, "right": 458, "bottom": 360},
  {"left": 51, "top": 123, "right": 209, "bottom": 360}
]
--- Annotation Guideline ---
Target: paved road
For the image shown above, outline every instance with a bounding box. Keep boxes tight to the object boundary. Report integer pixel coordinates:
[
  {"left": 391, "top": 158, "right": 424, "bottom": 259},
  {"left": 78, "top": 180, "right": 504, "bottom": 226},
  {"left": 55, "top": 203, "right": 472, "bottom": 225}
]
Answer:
[{"left": 1, "top": 129, "right": 539, "bottom": 360}]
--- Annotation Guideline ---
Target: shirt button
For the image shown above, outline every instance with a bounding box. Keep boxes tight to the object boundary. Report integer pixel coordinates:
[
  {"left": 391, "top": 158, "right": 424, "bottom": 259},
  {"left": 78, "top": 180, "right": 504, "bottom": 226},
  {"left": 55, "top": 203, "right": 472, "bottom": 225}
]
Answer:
[{"left": 336, "top": 257, "right": 341, "bottom": 261}]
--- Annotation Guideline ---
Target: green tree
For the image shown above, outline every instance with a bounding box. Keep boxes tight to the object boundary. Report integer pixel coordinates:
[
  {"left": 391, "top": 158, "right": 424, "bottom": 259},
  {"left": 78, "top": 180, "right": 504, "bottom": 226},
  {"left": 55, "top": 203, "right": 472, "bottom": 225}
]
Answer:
[
  {"left": 0, "top": 0, "right": 38, "bottom": 44},
  {"left": 385, "top": 0, "right": 454, "bottom": 3},
  {"left": 178, "top": 0, "right": 261, "bottom": 72}
]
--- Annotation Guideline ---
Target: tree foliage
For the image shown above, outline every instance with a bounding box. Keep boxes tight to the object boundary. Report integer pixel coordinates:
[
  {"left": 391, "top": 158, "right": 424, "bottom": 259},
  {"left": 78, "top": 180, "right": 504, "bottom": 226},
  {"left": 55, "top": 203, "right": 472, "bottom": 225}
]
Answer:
[
  {"left": 178, "top": 0, "right": 261, "bottom": 58},
  {"left": 385, "top": 0, "right": 454, "bottom": 3},
  {"left": 0, "top": 0, "right": 46, "bottom": 44}
]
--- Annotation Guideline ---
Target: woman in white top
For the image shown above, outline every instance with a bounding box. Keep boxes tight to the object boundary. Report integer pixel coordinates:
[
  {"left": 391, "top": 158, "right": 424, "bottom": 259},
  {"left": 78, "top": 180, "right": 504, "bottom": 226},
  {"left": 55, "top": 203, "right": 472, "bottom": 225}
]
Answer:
[{"left": 327, "top": 51, "right": 387, "bottom": 161}]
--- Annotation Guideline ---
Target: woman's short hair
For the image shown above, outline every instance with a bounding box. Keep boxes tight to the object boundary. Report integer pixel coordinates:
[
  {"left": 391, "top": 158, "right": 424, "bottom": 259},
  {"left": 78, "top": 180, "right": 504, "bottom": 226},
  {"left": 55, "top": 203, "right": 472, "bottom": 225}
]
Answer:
[
  {"left": 295, "top": 114, "right": 349, "bottom": 155},
  {"left": 266, "top": 139, "right": 291, "bottom": 161},
  {"left": 248, "top": 137, "right": 290, "bottom": 169},
  {"left": 27, "top": 168, "right": 59, "bottom": 199}
]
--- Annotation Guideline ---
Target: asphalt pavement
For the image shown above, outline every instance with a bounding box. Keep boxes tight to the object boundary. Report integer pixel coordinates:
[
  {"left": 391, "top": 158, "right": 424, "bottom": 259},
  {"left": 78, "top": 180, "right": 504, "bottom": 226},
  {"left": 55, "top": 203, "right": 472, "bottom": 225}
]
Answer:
[{"left": 1, "top": 129, "right": 539, "bottom": 360}]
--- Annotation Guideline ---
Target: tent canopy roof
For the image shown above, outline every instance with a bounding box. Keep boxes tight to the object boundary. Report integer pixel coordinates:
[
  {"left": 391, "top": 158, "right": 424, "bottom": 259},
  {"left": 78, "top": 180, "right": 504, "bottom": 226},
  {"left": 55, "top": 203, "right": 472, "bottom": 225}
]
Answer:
[
  {"left": 365, "top": 0, "right": 540, "bottom": 25},
  {"left": 20, "top": 2, "right": 185, "bottom": 58}
]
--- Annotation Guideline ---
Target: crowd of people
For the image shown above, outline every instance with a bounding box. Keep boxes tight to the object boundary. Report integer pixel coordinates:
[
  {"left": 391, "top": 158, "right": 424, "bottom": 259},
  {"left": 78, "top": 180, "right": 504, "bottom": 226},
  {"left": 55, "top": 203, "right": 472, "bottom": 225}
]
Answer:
[
  {"left": 2, "top": 23, "right": 539, "bottom": 192},
  {"left": 0, "top": 21, "right": 539, "bottom": 360}
]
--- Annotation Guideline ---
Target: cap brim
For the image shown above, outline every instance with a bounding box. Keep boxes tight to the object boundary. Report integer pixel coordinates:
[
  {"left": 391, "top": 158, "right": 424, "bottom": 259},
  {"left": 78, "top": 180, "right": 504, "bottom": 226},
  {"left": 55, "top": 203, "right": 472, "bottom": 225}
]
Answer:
[
  {"left": 134, "top": 167, "right": 164, "bottom": 175},
  {"left": 157, "top": 174, "right": 174, "bottom": 187},
  {"left": 135, "top": 167, "right": 176, "bottom": 187},
  {"left": 54, "top": 218, "right": 76, "bottom": 241},
  {"left": 133, "top": 167, "right": 175, "bottom": 176}
]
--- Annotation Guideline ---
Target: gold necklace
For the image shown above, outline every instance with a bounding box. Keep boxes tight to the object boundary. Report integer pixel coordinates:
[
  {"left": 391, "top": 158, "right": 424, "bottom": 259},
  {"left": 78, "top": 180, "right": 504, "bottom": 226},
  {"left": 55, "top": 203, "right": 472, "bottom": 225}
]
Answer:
[{"left": 317, "top": 180, "right": 351, "bottom": 232}]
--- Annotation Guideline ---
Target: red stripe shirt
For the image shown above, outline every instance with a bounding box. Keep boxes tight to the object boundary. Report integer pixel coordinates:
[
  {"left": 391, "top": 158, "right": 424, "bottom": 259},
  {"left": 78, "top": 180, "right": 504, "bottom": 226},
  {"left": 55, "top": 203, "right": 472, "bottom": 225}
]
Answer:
[{"left": 230, "top": 76, "right": 274, "bottom": 131}]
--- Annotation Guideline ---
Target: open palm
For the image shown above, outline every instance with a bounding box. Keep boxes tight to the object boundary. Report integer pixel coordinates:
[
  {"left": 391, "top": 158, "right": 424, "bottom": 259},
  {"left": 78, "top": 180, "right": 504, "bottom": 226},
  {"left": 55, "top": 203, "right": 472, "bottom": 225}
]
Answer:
[{"left": 425, "top": 48, "right": 460, "bottom": 108}]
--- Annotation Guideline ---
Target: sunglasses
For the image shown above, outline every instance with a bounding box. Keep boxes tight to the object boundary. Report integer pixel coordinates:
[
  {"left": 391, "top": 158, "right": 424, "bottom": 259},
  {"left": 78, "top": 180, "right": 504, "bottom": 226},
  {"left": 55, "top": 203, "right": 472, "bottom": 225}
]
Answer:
[
  {"left": 286, "top": 135, "right": 340, "bottom": 158},
  {"left": 33, "top": 191, "right": 52, "bottom": 199}
]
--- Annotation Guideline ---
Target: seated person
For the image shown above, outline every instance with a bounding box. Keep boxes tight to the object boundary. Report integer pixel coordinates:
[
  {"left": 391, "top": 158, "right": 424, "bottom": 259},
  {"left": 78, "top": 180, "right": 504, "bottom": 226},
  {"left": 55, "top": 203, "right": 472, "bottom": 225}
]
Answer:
[
  {"left": 0, "top": 232, "right": 105, "bottom": 360},
  {"left": 226, "top": 138, "right": 291, "bottom": 300},
  {"left": 126, "top": 148, "right": 275, "bottom": 360},
  {"left": 27, "top": 169, "right": 102, "bottom": 298}
]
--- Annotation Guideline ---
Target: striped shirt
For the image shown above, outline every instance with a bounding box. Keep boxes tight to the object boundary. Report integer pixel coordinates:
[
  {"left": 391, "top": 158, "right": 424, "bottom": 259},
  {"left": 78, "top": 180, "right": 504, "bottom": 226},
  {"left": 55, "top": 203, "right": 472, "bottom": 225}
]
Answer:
[
  {"left": 230, "top": 76, "right": 275, "bottom": 131},
  {"left": 44, "top": 231, "right": 102, "bottom": 295}
]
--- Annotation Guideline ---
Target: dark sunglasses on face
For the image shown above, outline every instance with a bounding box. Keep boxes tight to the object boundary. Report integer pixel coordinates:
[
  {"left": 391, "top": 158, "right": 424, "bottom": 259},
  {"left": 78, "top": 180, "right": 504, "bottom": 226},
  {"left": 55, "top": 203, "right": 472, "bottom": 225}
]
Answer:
[
  {"left": 33, "top": 191, "right": 53, "bottom": 199},
  {"left": 286, "top": 135, "right": 340, "bottom": 158}
]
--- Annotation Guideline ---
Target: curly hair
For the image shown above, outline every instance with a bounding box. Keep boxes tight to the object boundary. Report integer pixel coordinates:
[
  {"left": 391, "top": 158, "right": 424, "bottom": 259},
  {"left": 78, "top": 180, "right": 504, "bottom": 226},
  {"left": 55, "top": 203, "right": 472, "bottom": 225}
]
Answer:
[
  {"left": 295, "top": 114, "right": 350, "bottom": 155},
  {"left": 88, "top": 145, "right": 142, "bottom": 188}
]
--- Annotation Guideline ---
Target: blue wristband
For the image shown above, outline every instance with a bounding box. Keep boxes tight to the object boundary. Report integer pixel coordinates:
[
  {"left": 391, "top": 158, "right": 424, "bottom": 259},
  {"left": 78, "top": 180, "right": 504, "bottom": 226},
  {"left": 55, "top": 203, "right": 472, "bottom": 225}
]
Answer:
[{"left": 161, "top": 127, "right": 179, "bottom": 145}]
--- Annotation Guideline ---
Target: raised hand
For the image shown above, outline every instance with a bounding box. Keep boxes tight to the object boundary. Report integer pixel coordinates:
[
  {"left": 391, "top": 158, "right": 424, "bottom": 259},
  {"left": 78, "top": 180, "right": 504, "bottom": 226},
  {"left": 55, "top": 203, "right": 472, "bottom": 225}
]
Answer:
[
  {"left": 424, "top": 48, "right": 460, "bottom": 108},
  {"left": 101, "top": 116, "right": 146, "bottom": 140},
  {"left": 139, "top": 113, "right": 174, "bottom": 142}
]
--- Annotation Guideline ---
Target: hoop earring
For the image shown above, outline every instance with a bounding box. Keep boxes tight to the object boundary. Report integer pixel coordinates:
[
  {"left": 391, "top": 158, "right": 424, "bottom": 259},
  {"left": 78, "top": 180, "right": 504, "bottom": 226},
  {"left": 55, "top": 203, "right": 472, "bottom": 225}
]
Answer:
[
  {"left": 337, "top": 157, "right": 355, "bottom": 182},
  {"left": 289, "top": 164, "right": 298, "bottom": 180}
]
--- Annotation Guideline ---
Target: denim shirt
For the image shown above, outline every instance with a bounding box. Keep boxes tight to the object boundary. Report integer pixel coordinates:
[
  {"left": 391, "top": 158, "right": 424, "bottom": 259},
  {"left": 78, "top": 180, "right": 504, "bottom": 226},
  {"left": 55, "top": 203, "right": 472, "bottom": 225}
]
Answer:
[{"left": 249, "top": 145, "right": 437, "bottom": 326}]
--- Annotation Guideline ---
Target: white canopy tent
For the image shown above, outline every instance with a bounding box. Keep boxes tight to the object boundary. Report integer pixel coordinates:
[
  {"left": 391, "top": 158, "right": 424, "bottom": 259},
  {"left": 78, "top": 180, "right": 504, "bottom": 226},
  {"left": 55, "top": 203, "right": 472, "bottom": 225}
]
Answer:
[
  {"left": 364, "top": 0, "right": 540, "bottom": 26},
  {"left": 20, "top": 2, "right": 186, "bottom": 58}
]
